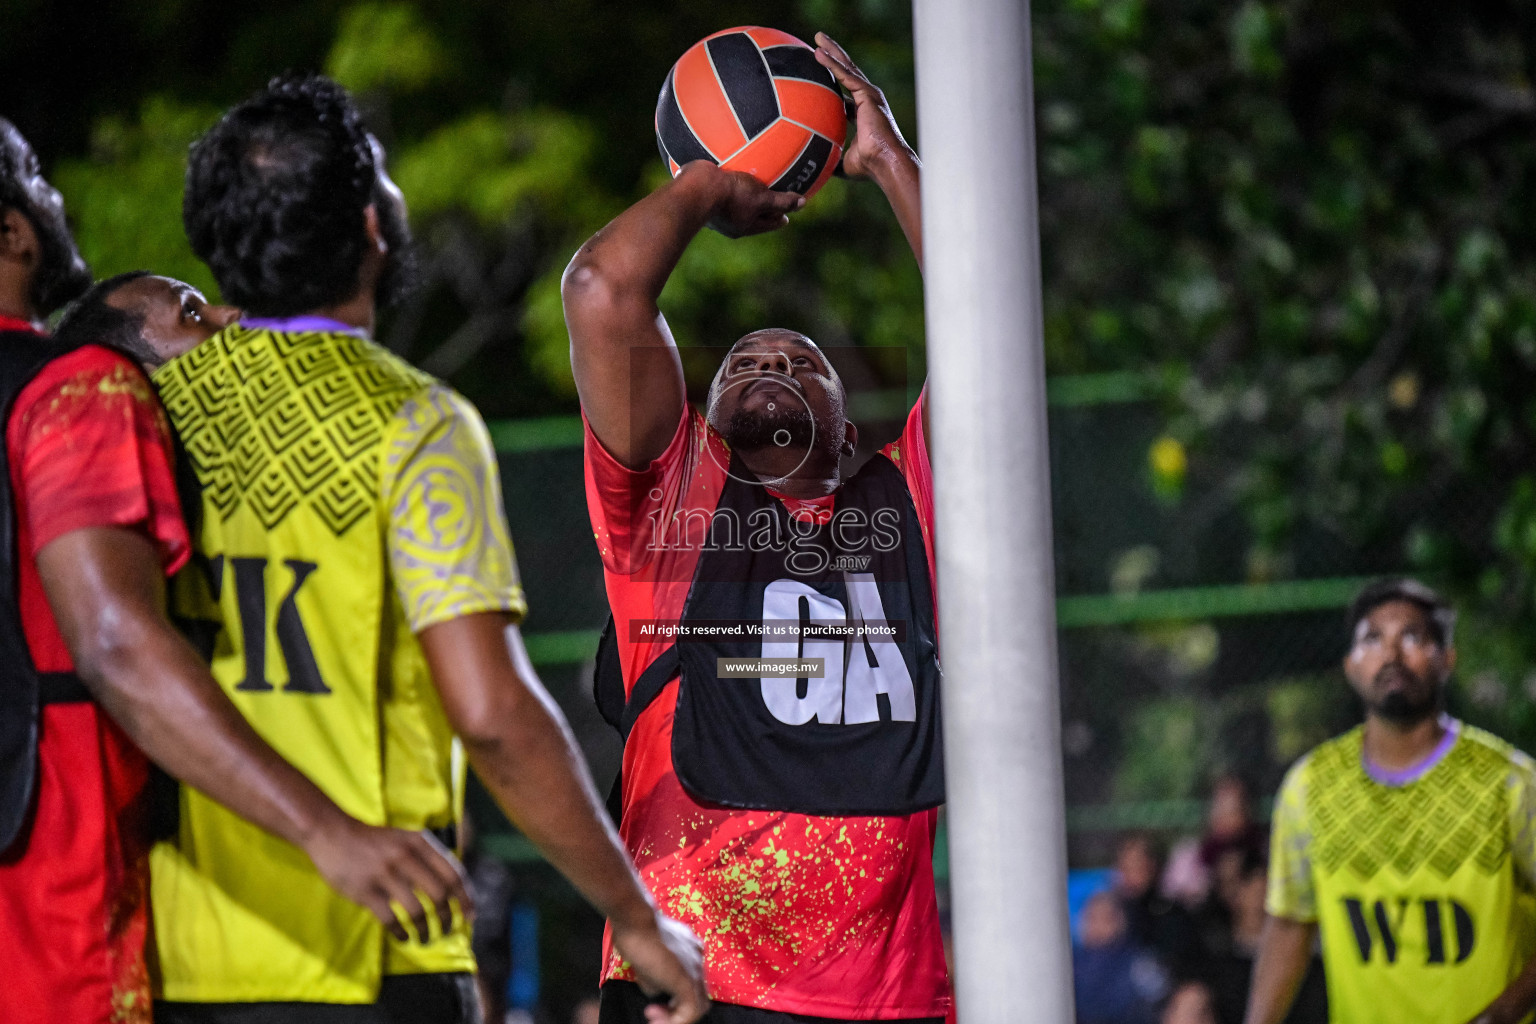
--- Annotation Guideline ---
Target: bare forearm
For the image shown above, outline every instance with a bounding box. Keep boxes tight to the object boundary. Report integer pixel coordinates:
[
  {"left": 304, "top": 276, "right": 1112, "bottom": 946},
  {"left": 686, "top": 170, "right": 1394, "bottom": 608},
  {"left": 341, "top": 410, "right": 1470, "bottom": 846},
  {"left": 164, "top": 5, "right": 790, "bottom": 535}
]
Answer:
[
  {"left": 1244, "top": 916, "right": 1317, "bottom": 1024},
  {"left": 464, "top": 697, "right": 654, "bottom": 928},
  {"left": 424, "top": 616, "right": 658, "bottom": 933},
  {"left": 38, "top": 528, "right": 474, "bottom": 938},
  {"left": 79, "top": 619, "right": 338, "bottom": 849},
  {"left": 563, "top": 162, "right": 800, "bottom": 468},
  {"left": 871, "top": 148, "right": 922, "bottom": 267}
]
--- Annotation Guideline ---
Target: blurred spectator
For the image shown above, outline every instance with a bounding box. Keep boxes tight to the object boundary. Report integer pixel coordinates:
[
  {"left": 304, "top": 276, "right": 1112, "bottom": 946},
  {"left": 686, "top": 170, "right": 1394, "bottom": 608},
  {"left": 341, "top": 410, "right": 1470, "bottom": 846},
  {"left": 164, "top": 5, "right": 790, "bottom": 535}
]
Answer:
[
  {"left": 1202, "top": 853, "right": 1326, "bottom": 1024},
  {"left": 1161, "top": 982, "right": 1219, "bottom": 1024},
  {"left": 1074, "top": 890, "right": 1169, "bottom": 1024},
  {"left": 1112, "top": 832, "right": 1202, "bottom": 979},
  {"left": 1163, "top": 777, "right": 1267, "bottom": 911},
  {"left": 571, "top": 997, "right": 601, "bottom": 1024},
  {"left": 1200, "top": 777, "right": 1267, "bottom": 869}
]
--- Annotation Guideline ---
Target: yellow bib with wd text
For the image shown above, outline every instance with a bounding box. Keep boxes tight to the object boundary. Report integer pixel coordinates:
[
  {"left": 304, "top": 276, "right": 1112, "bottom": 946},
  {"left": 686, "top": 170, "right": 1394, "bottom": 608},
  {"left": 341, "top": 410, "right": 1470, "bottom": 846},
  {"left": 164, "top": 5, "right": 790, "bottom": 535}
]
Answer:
[{"left": 1295, "top": 727, "right": 1536, "bottom": 1024}]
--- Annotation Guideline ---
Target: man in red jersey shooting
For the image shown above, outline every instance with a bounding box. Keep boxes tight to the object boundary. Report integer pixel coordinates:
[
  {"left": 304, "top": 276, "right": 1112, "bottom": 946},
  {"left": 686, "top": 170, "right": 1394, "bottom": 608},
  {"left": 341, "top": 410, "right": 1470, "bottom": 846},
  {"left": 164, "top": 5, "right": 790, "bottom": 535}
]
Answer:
[{"left": 563, "top": 35, "right": 949, "bottom": 1024}]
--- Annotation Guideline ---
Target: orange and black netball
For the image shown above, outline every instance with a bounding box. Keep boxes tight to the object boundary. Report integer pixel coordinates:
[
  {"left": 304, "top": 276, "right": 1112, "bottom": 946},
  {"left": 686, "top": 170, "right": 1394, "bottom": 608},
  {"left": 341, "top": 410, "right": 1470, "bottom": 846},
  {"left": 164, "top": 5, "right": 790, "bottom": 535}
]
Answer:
[{"left": 655, "top": 27, "right": 847, "bottom": 199}]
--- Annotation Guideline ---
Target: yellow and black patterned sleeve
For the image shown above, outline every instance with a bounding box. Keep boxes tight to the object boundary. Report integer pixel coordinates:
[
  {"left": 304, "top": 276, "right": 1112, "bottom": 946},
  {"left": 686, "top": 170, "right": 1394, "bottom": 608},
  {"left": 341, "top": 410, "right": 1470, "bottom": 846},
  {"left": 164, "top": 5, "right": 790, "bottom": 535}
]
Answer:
[
  {"left": 379, "top": 385, "right": 528, "bottom": 633},
  {"left": 1267, "top": 757, "right": 1318, "bottom": 922},
  {"left": 1505, "top": 748, "right": 1536, "bottom": 890}
]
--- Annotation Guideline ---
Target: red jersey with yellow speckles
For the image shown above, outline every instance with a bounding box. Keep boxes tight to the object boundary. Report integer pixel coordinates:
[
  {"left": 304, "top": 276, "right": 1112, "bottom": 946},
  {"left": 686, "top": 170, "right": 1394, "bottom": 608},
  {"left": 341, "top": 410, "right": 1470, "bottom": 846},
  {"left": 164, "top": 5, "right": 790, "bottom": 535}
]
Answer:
[
  {"left": 582, "top": 397, "right": 950, "bottom": 1018},
  {"left": 0, "top": 338, "right": 191, "bottom": 1024}
]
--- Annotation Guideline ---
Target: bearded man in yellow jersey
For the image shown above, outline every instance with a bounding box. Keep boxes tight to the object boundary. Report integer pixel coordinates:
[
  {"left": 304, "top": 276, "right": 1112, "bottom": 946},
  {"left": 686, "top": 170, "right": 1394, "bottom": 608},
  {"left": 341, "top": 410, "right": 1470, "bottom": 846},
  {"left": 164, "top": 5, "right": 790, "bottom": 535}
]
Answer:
[
  {"left": 149, "top": 74, "right": 707, "bottom": 1024},
  {"left": 1245, "top": 579, "right": 1536, "bottom": 1024}
]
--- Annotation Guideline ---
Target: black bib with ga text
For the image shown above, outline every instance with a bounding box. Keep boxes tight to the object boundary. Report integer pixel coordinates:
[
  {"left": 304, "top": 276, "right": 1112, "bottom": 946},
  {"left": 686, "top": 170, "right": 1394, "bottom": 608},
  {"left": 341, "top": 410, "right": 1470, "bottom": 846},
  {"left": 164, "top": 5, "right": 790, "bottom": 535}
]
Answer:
[{"left": 662, "top": 450, "right": 944, "bottom": 815}]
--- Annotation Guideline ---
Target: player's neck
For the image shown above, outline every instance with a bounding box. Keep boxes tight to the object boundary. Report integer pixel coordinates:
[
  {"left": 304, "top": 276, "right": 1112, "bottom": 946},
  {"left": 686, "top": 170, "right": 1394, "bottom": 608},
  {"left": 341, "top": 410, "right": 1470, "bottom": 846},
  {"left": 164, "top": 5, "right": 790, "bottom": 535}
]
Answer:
[
  {"left": 1362, "top": 712, "right": 1448, "bottom": 773},
  {"left": 307, "top": 289, "right": 376, "bottom": 338},
  {"left": 739, "top": 447, "right": 840, "bottom": 499},
  {"left": 0, "top": 274, "right": 37, "bottom": 327}
]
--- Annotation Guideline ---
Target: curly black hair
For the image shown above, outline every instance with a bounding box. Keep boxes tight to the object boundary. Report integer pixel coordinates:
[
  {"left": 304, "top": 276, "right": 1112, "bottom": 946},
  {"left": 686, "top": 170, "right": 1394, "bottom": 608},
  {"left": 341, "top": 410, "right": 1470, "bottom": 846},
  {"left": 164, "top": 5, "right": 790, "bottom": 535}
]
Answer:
[{"left": 183, "top": 74, "right": 377, "bottom": 317}]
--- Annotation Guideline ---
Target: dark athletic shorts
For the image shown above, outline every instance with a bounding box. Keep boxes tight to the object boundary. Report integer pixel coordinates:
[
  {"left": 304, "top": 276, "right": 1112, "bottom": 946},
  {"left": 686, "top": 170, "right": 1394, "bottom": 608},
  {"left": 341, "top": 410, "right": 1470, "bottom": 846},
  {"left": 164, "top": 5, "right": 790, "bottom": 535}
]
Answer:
[
  {"left": 154, "top": 972, "right": 481, "bottom": 1024},
  {"left": 598, "top": 981, "right": 945, "bottom": 1024}
]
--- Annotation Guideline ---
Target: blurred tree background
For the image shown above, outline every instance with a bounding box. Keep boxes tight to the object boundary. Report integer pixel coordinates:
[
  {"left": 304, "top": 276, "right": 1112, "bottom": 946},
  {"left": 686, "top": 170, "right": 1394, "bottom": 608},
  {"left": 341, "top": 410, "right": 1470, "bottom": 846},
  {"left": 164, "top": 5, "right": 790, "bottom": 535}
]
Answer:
[{"left": 9, "top": 0, "right": 1536, "bottom": 1006}]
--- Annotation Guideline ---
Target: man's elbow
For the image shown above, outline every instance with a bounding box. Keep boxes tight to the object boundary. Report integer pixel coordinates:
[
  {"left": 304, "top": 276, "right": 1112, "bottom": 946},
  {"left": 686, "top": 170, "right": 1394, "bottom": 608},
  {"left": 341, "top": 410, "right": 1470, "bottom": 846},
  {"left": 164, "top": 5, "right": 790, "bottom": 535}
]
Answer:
[
  {"left": 69, "top": 603, "right": 154, "bottom": 690},
  {"left": 451, "top": 690, "right": 566, "bottom": 766},
  {"left": 65, "top": 608, "right": 175, "bottom": 743},
  {"left": 560, "top": 251, "right": 619, "bottom": 317},
  {"left": 447, "top": 686, "right": 532, "bottom": 755},
  {"left": 453, "top": 709, "right": 509, "bottom": 756},
  {"left": 562, "top": 251, "right": 656, "bottom": 332}
]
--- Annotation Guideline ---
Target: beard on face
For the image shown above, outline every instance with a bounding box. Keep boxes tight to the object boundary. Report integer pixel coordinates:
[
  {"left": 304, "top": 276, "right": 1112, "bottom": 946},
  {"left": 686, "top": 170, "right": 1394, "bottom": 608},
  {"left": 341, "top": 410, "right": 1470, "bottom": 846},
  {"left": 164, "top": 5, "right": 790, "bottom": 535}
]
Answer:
[
  {"left": 723, "top": 401, "right": 816, "bottom": 451},
  {"left": 1366, "top": 663, "right": 1442, "bottom": 725},
  {"left": 373, "top": 188, "right": 420, "bottom": 311},
  {"left": 26, "top": 205, "right": 91, "bottom": 316}
]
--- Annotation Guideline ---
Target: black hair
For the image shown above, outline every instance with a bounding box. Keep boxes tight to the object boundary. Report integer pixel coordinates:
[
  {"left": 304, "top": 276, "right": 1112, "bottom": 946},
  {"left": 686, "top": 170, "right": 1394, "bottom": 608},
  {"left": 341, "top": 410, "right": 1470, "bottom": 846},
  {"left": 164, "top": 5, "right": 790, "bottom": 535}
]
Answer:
[
  {"left": 0, "top": 118, "right": 32, "bottom": 214},
  {"left": 52, "top": 271, "right": 157, "bottom": 365},
  {"left": 1347, "top": 578, "right": 1456, "bottom": 648},
  {"left": 0, "top": 118, "right": 92, "bottom": 315},
  {"left": 182, "top": 73, "right": 376, "bottom": 316}
]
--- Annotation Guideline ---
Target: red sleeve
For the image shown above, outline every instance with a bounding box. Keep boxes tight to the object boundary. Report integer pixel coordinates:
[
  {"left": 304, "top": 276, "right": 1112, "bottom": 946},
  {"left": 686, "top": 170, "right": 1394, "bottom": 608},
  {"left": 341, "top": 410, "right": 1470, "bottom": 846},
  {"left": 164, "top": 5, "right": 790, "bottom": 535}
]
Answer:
[
  {"left": 582, "top": 403, "right": 707, "bottom": 576},
  {"left": 10, "top": 346, "right": 190, "bottom": 574},
  {"left": 880, "top": 389, "right": 935, "bottom": 587}
]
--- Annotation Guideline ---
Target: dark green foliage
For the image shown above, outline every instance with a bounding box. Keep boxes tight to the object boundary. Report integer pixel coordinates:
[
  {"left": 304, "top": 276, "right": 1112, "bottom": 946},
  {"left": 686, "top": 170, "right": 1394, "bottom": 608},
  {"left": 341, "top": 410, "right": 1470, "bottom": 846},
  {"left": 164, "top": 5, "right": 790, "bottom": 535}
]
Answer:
[{"left": 1032, "top": 0, "right": 1536, "bottom": 750}]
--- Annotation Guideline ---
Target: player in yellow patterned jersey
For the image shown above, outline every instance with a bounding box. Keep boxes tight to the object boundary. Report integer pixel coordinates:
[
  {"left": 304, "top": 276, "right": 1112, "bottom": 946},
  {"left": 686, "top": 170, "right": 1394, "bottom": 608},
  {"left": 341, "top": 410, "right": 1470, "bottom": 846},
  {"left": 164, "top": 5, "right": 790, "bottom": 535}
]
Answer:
[
  {"left": 1245, "top": 579, "right": 1536, "bottom": 1024},
  {"left": 148, "top": 73, "right": 708, "bottom": 1024}
]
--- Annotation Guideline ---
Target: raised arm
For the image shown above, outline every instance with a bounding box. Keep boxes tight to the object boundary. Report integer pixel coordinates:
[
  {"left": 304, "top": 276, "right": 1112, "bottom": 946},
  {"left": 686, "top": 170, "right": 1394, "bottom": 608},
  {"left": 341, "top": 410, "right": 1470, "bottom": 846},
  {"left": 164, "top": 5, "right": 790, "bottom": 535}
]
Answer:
[
  {"left": 813, "top": 33, "right": 929, "bottom": 447},
  {"left": 37, "top": 527, "right": 470, "bottom": 943},
  {"left": 814, "top": 33, "right": 922, "bottom": 268},
  {"left": 421, "top": 613, "right": 708, "bottom": 1024},
  {"left": 562, "top": 162, "right": 803, "bottom": 469}
]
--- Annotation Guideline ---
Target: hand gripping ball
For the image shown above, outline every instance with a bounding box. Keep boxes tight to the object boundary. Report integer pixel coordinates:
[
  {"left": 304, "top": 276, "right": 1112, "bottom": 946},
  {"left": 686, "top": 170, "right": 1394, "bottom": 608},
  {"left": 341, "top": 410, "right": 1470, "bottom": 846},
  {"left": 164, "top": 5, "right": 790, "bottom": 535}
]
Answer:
[{"left": 656, "top": 27, "right": 847, "bottom": 199}]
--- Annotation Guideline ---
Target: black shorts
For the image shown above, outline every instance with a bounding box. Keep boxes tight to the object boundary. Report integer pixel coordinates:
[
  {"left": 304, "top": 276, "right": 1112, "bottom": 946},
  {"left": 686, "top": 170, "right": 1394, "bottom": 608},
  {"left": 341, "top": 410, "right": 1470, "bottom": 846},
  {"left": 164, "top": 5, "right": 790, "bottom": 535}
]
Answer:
[
  {"left": 154, "top": 973, "right": 481, "bottom": 1024},
  {"left": 597, "top": 981, "right": 944, "bottom": 1024}
]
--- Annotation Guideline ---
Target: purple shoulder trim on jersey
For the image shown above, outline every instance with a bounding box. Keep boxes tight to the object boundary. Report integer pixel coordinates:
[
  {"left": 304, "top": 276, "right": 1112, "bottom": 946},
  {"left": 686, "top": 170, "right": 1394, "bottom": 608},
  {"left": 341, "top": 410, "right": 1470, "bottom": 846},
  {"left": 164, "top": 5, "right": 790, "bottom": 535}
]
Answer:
[
  {"left": 241, "top": 315, "right": 368, "bottom": 338},
  {"left": 1362, "top": 715, "right": 1461, "bottom": 787}
]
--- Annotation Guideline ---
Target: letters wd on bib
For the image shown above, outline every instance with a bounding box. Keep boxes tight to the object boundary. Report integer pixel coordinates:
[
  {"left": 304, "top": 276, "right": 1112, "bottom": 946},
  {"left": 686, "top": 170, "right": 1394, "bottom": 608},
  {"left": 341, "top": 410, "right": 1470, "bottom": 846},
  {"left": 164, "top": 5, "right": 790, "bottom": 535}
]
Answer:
[{"left": 1268, "top": 720, "right": 1536, "bottom": 1022}]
